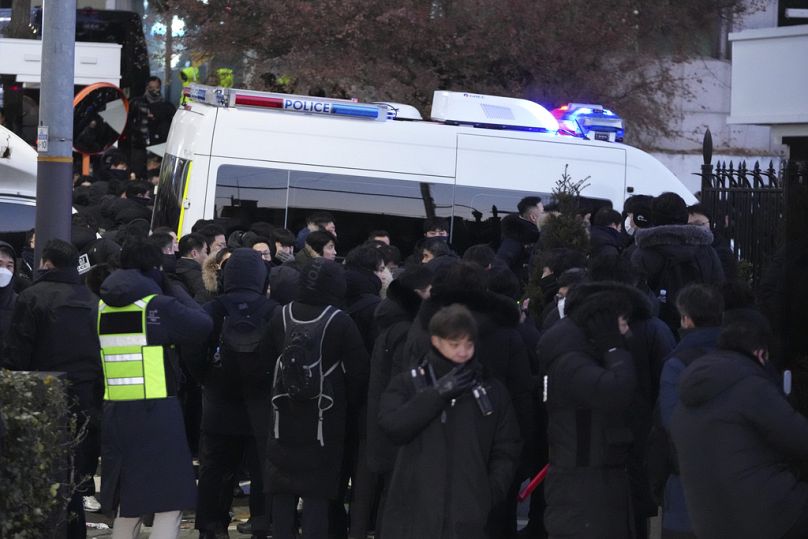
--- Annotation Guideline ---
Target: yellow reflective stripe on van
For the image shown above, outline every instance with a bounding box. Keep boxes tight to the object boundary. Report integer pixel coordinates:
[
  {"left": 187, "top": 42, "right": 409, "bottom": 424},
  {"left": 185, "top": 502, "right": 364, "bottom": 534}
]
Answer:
[{"left": 176, "top": 160, "right": 193, "bottom": 237}]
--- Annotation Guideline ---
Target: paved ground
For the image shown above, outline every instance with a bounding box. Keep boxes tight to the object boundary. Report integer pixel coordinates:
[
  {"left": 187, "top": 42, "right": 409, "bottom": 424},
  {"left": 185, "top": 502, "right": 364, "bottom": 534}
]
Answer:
[
  {"left": 82, "top": 477, "right": 661, "bottom": 538},
  {"left": 86, "top": 502, "right": 254, "bottom": 538}
]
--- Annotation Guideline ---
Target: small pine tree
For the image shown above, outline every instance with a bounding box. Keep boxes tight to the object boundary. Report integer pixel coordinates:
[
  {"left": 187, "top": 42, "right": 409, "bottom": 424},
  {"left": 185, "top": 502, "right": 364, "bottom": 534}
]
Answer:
[{"left": 523, "top": 164, "right": 591, "bottom": 318}]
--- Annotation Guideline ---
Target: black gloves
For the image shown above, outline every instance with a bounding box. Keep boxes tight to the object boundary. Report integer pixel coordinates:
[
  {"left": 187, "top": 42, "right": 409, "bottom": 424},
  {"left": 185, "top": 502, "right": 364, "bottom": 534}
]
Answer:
[{"left": 435, "top": 364, "right": 476, "bottom": 401}]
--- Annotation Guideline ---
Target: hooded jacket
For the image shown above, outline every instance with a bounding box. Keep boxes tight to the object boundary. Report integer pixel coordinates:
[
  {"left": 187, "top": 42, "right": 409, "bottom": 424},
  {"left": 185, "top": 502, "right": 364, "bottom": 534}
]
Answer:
[
  {"left": 537, "top": 286, "right": 638, "bottom": 539},
  {"left": 562, "top": 281, "right": 674, "bottom": 529},
  {"left": 404, "top": 287, "right": 534, "bottom": 467},
  {"left": 589, "top": 225, "right": 623, "bottom": 259},
  {"left": 3, "top": 267, "right": 101, "bottom": 384},
  {"left": 657, "top": 326, "right": 721, "bottom": 534},
  {"left": 344, "top": 266, "right": 382, "bottom": 353},
  {"left": 192, "top": 249, "right": 278, "bottom": 436},
  {"left": 671, "top": 350, "right": 808, "bottom": 539},
  {"left": 631, "top": 224, "right": 725, "bottom": 292},
  {"left": 366, "top": 280, "right": 422, "bottom": 473},
  {"left": 97, "top": 268, "right": 212, "bottom": 517},
  {"left": 262, "top": 259, "right": 369, "bottom": 499},
  {"left": 0, "top": 241, "right": 18, "bottom": 361},
  {"left": 378, "top": 350, "right": 522, "bottom": 539}
]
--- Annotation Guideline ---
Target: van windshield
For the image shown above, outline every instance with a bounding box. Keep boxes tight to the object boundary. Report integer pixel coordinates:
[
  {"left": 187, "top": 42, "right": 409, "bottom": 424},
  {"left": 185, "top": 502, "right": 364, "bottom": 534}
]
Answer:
[{"left": 151, "top": 154, "right": 190, "bottom": 233}]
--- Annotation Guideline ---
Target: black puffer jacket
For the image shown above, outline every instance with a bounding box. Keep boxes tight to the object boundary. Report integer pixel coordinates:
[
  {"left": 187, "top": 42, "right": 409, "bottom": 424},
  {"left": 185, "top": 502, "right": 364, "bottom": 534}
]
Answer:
[
  {"left": 671, "top": 350, "right": 808, "bottom": 539},
  {"left": 263, "top": 293, "right": 369, "bottom": 498},
  {"left": 631, "top": 224, "right": 725, "bottom": 291},
  {"left": 538, "top": 290, "right": 637, "bottom": 539},
  {"left": 172, "top": 257, "right": 207, "bottom": 302},
  {"left": 403, "top": 288, "right": 534, "bottom": 466},
  {"left": 366, "top": 280, "right": 422, "bottom": 473},
  {"left": 0, "top": 241, "right": 18, "bottom": 363},
  {"left": 192, "top": 249, "right": 278, "bottom": 436},
  {"left": 2, "top": 267, "right": 101, "bottom": 384},
  {"left": 589, "top": 225, "right": 623, "bottom": 259},
  {"left": 344, "top": 266, "right": 382, "bottom": 354},
  {"left": 496, "top": 213, "right": 540, "bottom": 281},
  {"left": 378, "top": 351, "right": 522, "bottom": 539}
]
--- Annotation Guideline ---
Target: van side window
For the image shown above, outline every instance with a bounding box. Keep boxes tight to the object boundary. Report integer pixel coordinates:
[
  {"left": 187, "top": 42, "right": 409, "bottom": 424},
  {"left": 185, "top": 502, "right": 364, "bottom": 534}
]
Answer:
[
  {"left": 215, "top": 165, "right": 289, "bottom": 228},
  {"left": 152, "top": 154, "right": 191, "bottom": 233},
  {"left": 287, "top": 171, "right": 453, "bottom": 254},
  {"left": 451, "top": 185, "right": 552, "bottom": 252}
]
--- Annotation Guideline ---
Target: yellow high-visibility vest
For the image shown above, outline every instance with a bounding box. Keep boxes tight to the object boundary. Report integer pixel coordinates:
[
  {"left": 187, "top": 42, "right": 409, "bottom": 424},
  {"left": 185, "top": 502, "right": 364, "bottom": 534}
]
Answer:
[{"left": 98, "top": 295, "right": 168, "bottom": 401}]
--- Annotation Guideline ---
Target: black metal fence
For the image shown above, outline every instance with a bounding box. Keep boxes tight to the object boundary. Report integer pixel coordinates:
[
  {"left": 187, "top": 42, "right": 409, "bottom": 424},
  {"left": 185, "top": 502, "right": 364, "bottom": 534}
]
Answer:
[{"left": 699, "top": 156, "right": 785, "bottom": 286}]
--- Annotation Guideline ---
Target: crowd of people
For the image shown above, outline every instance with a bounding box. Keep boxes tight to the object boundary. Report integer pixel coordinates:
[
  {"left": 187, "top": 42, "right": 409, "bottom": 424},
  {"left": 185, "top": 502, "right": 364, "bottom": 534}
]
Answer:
[{"left": 1, "top": 156, "right": 807, "bottom": 539}]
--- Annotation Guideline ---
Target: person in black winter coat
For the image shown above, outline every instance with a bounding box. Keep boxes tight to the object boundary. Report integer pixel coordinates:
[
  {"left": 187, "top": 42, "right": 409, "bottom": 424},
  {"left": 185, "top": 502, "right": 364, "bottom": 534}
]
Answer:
[
  {"left": 630, "top": 193, "right": 725, "bottom": 330},
  {"left": 366, "top": 267, "right": 432, "bottom": 533},
  {"left": 538, "top": 284, "right": 638, "bottom": 539},
  {"left": 379, "top": 304, "right": 522, "bottom": 539},
  {"left": 402, "top": 261, "right": 533, "bottom": 538},
  {"left": 0, "top": 241, "right": 18, "bottom": 363},
  {"left": 3, "top": 239, "right": 103, "bottom": 539},
  {"left": 172, "top": 232, "right": 209, "bottom": 302},
  {"left": 496, "top": 196, "right": 542, "bottom": 283},
  {"left": 263, "top": 258, "right": 369, "bottom": 539},
  {"left": 344, "top": 245, "right": 385, "bottom": 353},
  {"left": 188, "top": 249, "right": 278, "bottom": 539},
  {"left": 671, "top": 315, "right": 808, "bottom": 539},
  {"left": 97, "top": 240, "right": 212, "bottom": 537},
  {"left": 589, "top": 208, "right": 624, "bottom": 259}
]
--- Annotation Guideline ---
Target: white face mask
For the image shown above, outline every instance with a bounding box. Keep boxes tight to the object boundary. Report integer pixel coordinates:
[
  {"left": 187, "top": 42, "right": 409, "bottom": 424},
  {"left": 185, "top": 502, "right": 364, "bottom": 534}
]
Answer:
[
  {"left": 557, "top": 296, "right": 566, "bottom": 319},
  {"left": 0, "top": 267, "right": 12, "bottom": 288},
  {"left": 377, "top": 267, "right": 394, "bottom": 297},
  {"left": 624, "top": 216, "right": 635, "bottom": 236}
]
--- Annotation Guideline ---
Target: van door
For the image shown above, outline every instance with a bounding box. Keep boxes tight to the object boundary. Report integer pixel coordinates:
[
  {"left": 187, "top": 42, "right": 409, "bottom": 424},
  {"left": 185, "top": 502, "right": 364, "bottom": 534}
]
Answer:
[{"left": 455, "top": 133, "right": 627, "bottom": 207}]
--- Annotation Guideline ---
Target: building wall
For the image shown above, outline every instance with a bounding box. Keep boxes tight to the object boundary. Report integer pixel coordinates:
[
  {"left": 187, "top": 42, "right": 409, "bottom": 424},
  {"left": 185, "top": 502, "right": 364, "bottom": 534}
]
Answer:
[{"left": 648, "top": 0, "right": 786, "bottom": 192}]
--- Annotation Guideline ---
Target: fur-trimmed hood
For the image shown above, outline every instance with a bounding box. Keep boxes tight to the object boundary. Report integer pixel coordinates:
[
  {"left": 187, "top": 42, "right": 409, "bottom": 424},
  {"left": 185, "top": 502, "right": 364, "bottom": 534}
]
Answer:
[
  {"left": 417, "top": 286, "right": 520, "bottom": 335},
  {"left": 564, "top": 280, "right": 654, "bottom": 321},
  {"left": 634, "top": 224, "right": 713, "bottom": 249},
  {"left": 201, "top": 254, "right": 221, "bottom": 294}
]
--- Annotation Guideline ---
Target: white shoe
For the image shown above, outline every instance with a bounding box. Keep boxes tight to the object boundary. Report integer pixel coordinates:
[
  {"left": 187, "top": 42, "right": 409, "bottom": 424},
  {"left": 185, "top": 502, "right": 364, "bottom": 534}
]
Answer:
[{"left": 83, "top": 495, "right": 101, "bottom": 513}]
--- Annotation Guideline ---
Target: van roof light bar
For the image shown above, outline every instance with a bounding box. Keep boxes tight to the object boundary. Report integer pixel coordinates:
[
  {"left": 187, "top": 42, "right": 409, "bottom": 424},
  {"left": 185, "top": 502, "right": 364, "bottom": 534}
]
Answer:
[
  {"left": 183, "top": 84, "right": 388, "bottom": 121},
  {"left": 430, "top": 91, "right": 559, "bottom": 132}
]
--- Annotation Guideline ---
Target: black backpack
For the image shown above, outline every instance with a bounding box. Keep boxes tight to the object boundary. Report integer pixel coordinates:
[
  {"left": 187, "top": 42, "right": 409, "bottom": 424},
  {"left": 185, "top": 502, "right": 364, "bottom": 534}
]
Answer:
[
  {"left": 654, "top": 255, "right": 704, "bottom": 329},
  {"left": 212, "top": 297, "right": 272, "bottom": 386},
  {"left": 271, "top": 303, "right": 340, "bottom": 445},
  {"left": 646, "top": 346, "right": 708, "bottom": 504}
]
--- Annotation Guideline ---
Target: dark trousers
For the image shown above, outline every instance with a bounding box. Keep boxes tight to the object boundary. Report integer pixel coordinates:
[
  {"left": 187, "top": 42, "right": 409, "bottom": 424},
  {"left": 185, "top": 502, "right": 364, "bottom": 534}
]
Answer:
[
  {"left": 520, "top": 483, "right": 548, "bottom": 538},
  {"left": 348, "top": 437, "right": 379, "bottom": 539},
  {"left": 67, "top": 380, "right": 102, "bottom": 539},
  {"left": 273, "top": 494, "right": 328, "bottom": 539},
  {"left": 195, "top": 431, "right": 267, "bottom": 533}
]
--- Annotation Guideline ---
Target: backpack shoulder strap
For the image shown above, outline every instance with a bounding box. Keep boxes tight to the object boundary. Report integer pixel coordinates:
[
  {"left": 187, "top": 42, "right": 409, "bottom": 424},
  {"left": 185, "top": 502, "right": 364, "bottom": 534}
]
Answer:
[{"left": 320, "top": 306, "right": 342, "bottom": 377}]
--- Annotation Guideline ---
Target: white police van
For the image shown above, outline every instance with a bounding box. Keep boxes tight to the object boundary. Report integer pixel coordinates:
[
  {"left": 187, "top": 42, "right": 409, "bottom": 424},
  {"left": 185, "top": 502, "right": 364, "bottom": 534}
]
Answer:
[{"left": 153, "top": 85, "right": 696, "bottom": 252}]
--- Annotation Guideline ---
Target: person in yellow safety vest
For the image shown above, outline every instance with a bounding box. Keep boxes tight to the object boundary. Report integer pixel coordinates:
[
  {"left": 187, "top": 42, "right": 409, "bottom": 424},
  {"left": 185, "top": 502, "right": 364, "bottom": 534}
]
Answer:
[
  {"left": 96, "top": 238, "right": 212, "bottom": 539},
  {"left": 216, "top": 67, "right": 234, "bottom": 88},
  {"left": 179, "top": 65, "right": 200, "bottom": 106}
]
